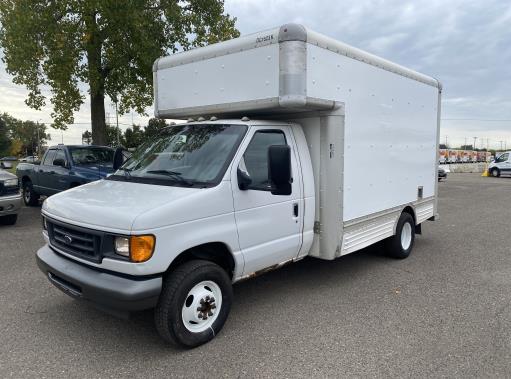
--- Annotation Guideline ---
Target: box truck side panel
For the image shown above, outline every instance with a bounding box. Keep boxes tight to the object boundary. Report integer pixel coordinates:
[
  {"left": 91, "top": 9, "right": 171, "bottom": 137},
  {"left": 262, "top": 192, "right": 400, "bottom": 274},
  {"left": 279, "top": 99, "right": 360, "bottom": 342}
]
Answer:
[
  {"left": 306, "top": 44, "right": 439, "bottom": 222},
  {"left": 155, "top": 43, "right": 281, "bottom": 117}
]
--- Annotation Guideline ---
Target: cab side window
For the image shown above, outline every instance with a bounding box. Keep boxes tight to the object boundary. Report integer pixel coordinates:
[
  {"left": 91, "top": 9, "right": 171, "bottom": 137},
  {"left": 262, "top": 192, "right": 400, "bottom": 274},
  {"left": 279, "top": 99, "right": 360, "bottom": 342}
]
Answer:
[
  {"left": 53, "top": 149, "right": 67, "bottom": 166},
  {"left": 239, "top": 130, "right": 287, "bottom": 191},
  {"left": 42, "top": 150, "right": 56, "bottom": 165}
]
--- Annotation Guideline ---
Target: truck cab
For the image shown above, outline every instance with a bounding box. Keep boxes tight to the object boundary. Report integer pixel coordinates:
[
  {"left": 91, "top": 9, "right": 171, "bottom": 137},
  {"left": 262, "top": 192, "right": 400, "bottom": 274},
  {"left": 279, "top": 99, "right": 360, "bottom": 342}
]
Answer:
[{"left": 488, "top": 151, "right": 511, "bottom": 177}]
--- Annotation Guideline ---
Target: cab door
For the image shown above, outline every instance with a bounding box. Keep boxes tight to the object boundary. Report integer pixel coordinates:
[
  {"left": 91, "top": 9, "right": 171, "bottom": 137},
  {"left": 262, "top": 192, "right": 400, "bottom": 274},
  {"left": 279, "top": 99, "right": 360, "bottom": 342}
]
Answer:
[{"left": 231, "top": 126, "right": 303, "bottom": 276}]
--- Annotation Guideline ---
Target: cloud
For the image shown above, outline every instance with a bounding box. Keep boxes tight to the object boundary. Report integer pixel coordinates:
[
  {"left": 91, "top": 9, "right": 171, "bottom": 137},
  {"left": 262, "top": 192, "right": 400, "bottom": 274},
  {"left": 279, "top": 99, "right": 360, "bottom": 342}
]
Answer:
[{"left": 1, "top": 0, "right": 511, "bottom": 148}]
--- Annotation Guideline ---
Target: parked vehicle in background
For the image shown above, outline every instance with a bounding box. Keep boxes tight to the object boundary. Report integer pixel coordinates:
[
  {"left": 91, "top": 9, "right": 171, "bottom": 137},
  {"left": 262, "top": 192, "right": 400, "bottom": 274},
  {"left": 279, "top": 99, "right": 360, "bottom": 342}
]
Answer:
[
  {"left": 0, "top": 156, "right": 17, "bottom": 169},
  {"left": 19, "top": 156, "right": 39, "bottom": 163},
  {"left": 16, "top": 145, "right": 114, "bottom": 206},
  {"left": 0, "top": 169, "right": 21, "bottom": 225},
  {"left": 438, "top": 166, "right": 448, "bottom": 181},
  {"left": 438, "top": 149, "right": 447, "bottom": 164},
  {"left": 488, "top": 151, "right": 511, "bottom": 177},
  {"left": 36, "top": 24, "right": 441, "bottom": 348},
  {"left": 448, "top": 150, "right": 458, "bottom": 163}
]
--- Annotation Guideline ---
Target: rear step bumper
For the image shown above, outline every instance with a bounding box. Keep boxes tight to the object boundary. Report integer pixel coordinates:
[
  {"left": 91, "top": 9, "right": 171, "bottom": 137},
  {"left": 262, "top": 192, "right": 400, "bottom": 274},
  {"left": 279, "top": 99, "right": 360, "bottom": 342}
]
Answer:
[{"left": 36, "top": 245, "right": 162, "bottom": 317}]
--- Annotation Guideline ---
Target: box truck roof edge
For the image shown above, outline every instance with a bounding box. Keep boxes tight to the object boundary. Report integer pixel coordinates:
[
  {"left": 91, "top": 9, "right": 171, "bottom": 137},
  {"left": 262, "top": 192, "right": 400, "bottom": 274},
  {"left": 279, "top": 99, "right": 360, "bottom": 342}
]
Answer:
[{"left": 153, "top": 23, "right": 441, "bottom": 119}]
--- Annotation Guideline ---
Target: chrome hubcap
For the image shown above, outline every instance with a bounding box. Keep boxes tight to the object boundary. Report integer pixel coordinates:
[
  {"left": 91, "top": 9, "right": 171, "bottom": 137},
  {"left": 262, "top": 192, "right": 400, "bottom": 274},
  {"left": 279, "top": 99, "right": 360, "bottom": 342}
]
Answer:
[
  {"left": 401, "top": 222, "right": 412, "bottom": 250},
  {"left": 181, "top": 280, "right": 222, "bottom": 333}
]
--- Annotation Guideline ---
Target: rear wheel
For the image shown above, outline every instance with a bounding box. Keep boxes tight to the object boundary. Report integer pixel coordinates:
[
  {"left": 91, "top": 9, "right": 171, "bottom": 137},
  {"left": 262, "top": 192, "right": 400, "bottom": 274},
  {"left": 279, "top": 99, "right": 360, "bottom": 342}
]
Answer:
[
  {"left": 490, "top": 168, "right": 500, "bottom": 177},
  {"left": 0, "top": 214, "right": 17, "bottom": 225},
  {"left": 385, "top": 212, "right": 415, "bottom": 259},
  {"left": 23, "top": 181, "right": 39, "bottom": 206},
  {"left": 155, "top": 260, "right": 233, "bottom": 348}
]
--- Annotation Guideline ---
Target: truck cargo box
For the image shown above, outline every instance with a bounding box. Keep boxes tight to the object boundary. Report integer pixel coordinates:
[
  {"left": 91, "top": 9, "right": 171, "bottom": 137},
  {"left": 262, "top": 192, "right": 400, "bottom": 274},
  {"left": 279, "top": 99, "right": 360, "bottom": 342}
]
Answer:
[{"left": 154, "top": 23, "right": 441, "bottom": 257}]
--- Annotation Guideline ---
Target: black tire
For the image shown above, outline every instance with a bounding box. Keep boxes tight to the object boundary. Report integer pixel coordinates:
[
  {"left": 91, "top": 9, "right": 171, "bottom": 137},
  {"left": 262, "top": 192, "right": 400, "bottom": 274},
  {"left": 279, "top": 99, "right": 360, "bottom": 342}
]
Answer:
[
  {"left": 490, "top": 168, "right": 500, "bottom": 178},
  {"left": 155, "top": 260, "right": 233, "bottom": 348},
  {"left": 385, "top": 212, "right": 415, "bottom": 259},
  {"left": 0, "top": 214, "right": 17, "bottom": 225},
  {"left": 23, "top": 180, "right": 40, "bottom": 206}
]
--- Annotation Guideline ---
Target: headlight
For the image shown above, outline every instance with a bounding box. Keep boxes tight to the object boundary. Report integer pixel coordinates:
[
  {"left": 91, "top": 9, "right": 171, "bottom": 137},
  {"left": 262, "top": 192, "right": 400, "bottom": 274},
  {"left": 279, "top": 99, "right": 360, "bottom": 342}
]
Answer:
[
  {"left": 114, "top": 236, "right": 130, "bottom": 257},
  {"left": 114, "top": 235, "right": 155, "bottom": 262},
  {"left": 3, "top": 178, "right": 18, "bottom": 187}
]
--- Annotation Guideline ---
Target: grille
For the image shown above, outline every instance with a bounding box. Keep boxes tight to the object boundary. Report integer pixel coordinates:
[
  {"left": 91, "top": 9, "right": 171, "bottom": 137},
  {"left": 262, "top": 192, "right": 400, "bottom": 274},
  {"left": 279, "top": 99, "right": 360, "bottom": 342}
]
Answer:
[
  {"left": 48, "top": 220, "right": 102, "bottom": 262},
  {"left": 0, "top": 182, "right": 20, "bottom": 197}
]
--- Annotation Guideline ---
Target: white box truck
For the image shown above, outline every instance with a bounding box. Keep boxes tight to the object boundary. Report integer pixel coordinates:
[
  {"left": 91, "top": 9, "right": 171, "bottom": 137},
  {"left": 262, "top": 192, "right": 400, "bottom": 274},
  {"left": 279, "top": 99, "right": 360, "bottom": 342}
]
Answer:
[{"left": 36, "top": 24, "right": 441, "bottom": 348}]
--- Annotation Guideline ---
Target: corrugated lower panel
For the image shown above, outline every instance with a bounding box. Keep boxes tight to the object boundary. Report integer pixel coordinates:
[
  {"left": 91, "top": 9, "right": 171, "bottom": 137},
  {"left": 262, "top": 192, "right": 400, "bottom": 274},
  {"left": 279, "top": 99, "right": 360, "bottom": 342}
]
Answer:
[
  {"left": 416, "top": 201, "right": 434, "bottom": 223},
  {"left": 341, "top": 216, "right": 397, "bottom": 255}
]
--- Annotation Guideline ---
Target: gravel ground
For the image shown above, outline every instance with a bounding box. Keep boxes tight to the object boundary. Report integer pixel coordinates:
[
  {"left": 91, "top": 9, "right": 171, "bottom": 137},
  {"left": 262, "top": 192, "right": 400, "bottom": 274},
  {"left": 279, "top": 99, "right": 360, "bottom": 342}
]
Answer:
[{"left": 0, "top": 173, "right": 510, "bottom": 378}]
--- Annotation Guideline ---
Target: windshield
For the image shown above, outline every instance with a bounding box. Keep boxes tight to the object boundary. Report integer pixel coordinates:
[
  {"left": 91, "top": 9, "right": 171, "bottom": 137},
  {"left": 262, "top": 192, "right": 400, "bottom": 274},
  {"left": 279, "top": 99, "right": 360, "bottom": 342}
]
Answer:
[
  {"left": 109, "top": 123, "right": 247, "bottom": 187},
  {"left": 70, "top": 147, "right": 114, "bottom": 166}
]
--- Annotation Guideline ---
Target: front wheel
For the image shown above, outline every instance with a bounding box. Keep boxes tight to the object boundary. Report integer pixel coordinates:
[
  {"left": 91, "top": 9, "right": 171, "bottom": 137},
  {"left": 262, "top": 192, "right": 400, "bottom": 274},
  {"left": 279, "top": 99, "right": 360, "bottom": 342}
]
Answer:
[
  {"left": 385, "top": 212, "right": 415, "bottom": 259},
  {"left": 23, "top": 181, "right": 40, "bottom": 206},
  {"left": 490, "top": 168, "right": 500, "bottom": 177},
  {"left": 155, "top": 260, "right": 233, "bottom": 348}
]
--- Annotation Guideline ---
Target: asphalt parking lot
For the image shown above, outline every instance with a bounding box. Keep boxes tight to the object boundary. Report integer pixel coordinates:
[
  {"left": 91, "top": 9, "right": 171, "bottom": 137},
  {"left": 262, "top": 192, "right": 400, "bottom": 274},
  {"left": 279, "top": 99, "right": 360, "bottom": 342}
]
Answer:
[{"left": 0, "top": 173, "right": 510, "bottom": 378}]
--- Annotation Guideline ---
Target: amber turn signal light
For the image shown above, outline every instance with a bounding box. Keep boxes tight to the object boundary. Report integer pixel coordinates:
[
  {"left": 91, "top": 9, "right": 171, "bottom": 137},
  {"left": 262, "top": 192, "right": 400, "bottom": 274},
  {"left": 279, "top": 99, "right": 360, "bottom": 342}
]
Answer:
[{"left": 129, "top": 235, "right": 155, "bottom": 262}]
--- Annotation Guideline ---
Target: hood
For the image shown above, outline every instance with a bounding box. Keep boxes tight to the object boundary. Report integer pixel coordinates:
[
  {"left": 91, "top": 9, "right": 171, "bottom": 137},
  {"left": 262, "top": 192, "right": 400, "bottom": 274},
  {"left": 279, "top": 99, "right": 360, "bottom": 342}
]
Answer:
[
  {"left": 42, "top": 179, "right": 233, "bottom": 232},
  {"left": 74, "top": 164, "right": 114, "bottom": 179},
  {"left": 0, "top": 169, "right": 17, "bottom": 180}
]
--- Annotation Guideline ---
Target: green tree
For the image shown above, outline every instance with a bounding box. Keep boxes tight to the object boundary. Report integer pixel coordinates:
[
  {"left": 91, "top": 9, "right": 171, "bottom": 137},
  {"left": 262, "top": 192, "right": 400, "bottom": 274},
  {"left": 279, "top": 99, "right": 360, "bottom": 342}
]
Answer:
[
  {"left": 124, "top": 124, "right": 145, "bottom": 148},
  {"left": 144, "top": 117, "right": 168, "bottom": 139},
  {"left": 105, "top": 125, "right": 125, "bottom": 147},
  {"left": 0, "top": 1, "right": 239, "bottom": 145},
  {"left": 1, "top": 113, "right": 49, "bottom": 156},
  {"left": 0, "top": 115, "right": 11, "bottom": 156},
  {"left": 82, "top": 130, "right": 93, "bottom": 145}
]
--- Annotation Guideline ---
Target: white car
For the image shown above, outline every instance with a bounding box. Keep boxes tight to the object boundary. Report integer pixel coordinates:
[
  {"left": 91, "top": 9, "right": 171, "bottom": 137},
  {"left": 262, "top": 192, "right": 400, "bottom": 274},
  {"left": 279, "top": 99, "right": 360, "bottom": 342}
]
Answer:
[{"left": 488, "top": 151, "right": 511, "bottom": 177}]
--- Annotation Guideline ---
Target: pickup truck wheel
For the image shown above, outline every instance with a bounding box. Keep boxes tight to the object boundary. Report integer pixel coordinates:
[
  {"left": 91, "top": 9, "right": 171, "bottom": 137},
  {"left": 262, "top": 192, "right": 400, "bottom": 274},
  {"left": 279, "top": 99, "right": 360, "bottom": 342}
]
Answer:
[
  {"left": 23, "top": 181, "right": 40, "bottom": 206},
  {"left": 490, "top": 168, "right": 500, "bottom": 177},
  {"left": 0, "top": 214, "right": 17, "bottom": 225},
  {"left": 385, "top": 212, "right": 415, "bottom": 259},
  {"left": 155, "top": 260, "right": 232, "bottom": 348}
]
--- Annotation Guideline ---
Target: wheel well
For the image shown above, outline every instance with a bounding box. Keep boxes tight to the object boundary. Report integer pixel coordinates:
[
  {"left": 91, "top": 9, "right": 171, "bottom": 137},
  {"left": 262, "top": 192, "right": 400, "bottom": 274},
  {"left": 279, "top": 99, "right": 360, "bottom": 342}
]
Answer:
[
  {"left": 402, "top": 206, "right": 416, "bottom": 225},
  {"left": 21, "top": 176, "right": 31, "bottom": 185},
  {"left": 166, "top": 242, "right": 235, "bottom": 279}
]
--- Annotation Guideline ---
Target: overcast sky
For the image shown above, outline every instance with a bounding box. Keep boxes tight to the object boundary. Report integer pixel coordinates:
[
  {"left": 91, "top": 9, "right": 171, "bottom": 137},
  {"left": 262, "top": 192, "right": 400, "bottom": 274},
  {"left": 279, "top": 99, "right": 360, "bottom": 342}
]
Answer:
[{"left": 1, "top": 0, "right": 510, "bottom": 149}]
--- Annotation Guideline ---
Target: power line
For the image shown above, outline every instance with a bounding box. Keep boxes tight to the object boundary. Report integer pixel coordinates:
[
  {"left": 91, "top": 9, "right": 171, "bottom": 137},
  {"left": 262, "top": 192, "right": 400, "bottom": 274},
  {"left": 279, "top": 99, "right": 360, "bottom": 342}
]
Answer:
[{"left": 442, "top": 118, "right": 511, "bottom": 122}]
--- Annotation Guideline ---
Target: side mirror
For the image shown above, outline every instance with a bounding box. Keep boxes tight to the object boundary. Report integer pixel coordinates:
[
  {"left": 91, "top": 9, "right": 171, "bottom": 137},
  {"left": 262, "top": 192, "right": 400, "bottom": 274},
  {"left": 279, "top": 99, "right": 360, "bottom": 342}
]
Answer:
[
  {"left": 268, "top": 145, "right": 292, "bottom": 196},
  {"left": 113, "top": 147, "right": 130, "bottom": 170},
  {"left": 237, "top": 167, "right": 252, "bottom": 190},
  {"left": 53, "top": 158, "right": 66, "bottom": 168}
]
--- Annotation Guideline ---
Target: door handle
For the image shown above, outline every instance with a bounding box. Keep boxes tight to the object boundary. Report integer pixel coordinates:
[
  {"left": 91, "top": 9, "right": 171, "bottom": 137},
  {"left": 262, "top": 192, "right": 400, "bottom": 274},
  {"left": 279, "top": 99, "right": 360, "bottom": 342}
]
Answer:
[{"left": 293, "top": 203, "right": 298, "bottom": 217}]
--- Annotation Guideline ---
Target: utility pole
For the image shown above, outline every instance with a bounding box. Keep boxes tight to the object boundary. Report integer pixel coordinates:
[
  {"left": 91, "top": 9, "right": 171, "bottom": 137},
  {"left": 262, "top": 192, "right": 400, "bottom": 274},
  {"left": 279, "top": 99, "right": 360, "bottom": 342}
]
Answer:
[
  {"left": 445, "top": 136, "right": 448, "bottom": 147},
  {"left": 473, "top": 137, "right": 477, "bottom": 150},
  {"left": 464, "top": 137, "right": 467, "bottom": 148},
  {"left": 115, "top": 100, "right": 120, "bottom": 146}
]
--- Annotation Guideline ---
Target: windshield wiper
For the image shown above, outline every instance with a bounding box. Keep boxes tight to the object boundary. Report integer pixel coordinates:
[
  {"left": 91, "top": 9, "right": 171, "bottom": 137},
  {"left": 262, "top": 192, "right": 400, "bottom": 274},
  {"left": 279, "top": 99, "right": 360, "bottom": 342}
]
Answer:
[
  {"left": 117, "top": 167, "right": 132, "bottom": 180},
  {"left": 146, "top": 170, "right": 194, "bottom": 186}
]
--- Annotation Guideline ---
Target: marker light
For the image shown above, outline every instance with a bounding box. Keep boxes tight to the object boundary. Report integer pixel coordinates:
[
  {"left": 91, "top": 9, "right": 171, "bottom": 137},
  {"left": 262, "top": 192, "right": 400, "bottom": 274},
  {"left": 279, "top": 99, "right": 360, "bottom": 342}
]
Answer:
[{"left": 129, "top": 235, "right": 155, "bottom": 263}]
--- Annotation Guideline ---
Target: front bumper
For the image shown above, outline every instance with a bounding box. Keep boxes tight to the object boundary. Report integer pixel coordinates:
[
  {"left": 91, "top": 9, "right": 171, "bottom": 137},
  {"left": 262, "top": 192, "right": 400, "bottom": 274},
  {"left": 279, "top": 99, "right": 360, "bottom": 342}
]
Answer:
[
  {"left": 0, "top": 193, "right": 22, "bottom": 215},
  {"left": 36, "top": 244, "right": 162, "bottom": 316}
]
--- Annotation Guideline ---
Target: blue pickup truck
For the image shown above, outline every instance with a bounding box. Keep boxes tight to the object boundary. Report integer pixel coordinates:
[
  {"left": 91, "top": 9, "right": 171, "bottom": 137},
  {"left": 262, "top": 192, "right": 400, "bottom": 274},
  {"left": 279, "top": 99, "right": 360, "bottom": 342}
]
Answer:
[{"left": 16, "top": 145, "right": 114, "bottom": 206}]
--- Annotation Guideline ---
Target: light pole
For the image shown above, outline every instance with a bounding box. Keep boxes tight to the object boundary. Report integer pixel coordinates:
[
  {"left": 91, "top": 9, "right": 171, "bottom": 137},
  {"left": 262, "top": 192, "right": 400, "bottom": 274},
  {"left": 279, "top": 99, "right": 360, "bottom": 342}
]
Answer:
[{"left": 472, "top": 137, "right": 477, "bottom": 150}]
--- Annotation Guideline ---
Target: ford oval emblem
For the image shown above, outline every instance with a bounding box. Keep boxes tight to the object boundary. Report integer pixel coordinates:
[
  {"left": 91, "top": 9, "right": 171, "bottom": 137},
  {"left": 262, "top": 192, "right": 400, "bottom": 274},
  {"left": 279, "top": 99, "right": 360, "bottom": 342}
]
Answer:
[{"left": 63, "top": 235, "right": 73, "bottom": 244}]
